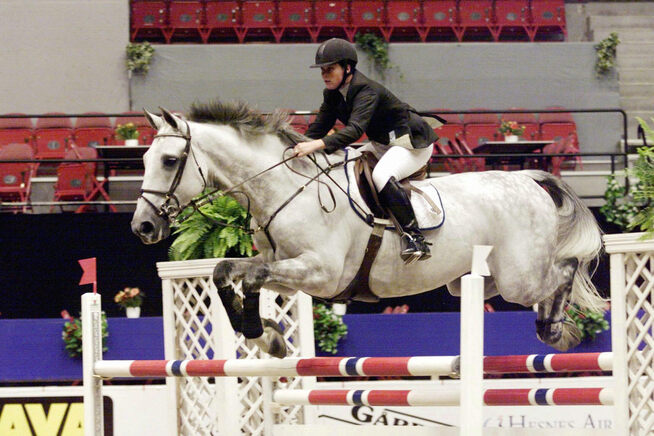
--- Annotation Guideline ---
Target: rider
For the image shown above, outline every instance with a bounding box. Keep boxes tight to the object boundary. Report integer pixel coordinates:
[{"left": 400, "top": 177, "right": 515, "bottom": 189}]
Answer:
[{"left": 293, "top": 38, "right": 440, "bottom": 263}]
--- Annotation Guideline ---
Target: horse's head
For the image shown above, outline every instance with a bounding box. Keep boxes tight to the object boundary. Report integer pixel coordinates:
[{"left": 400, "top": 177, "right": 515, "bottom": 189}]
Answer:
[{"left": 131, "top": 108, "right": 208, "bottom": 244}]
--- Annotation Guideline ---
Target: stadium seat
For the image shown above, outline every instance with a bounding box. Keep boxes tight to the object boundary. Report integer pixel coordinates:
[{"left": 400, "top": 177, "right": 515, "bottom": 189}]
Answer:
[
  {"left": 205, "top": 0, "right": 243, "bottom": 43},
  {"left": 430, "top": 109, "right": 463, "bottom": 149},
  {"left": 452, "top": 136, "right": 485, "bottom": 172},
  {"left": 350, "top": 0, "right": 385, "bottom": 38},
  {"left": 73, "top": 113, "right": 114, "bottom": 148},
  {"left": 462, "top": 109, "right": 500, "bottom": 149},
  {"left": 492, "top": 0, "right": 530, "bottom": 41},
  {"left": 34, "top": 113, "right": 73, "bottom": 160},
  {"left": 52, "top": 146, "right": 116, "bottom": 213},
  {"left": 117, "top": 112, "right": 156, "bottom": 145},
  {"left": 500, "top": 109, "right": 539, "bottom": 140},
  {"left": 421, "top": 0, "right": 458, "bottom": 42},
  {"left": 314, "top": 0, "right": 351, "bottom": 41},
  {"left": 277, "top": 0, "right": 314, "bottom": 42},
  {"left": 287, "top": 113, "right": 309, "bottom": 134},
  {"left": 542, "top": 133, "right": 581, "bottom": 176},
  {"left": 241, "top": 0, "right": 279, "bottom": 42},
  {"left": 383, "top": 0, "right": 421, "bottom": 42},
  {"left": 458, "top": 0, "right": 493, "bottom": 42},
  {"left": 0, "top": 143, "right": 36, "bottom": 213},
  {"left": 0, "top": 114, "right": 34, "bottom": 148},
  {"left": 539, "top": 106, "right": 577, "bottom": 142},
  {"left": 131, "top": 0, "right": 169, "bottom": 43},
  {"left": 168, "top": 1, "right": 205, "bottom": 43},
  {"left": 528, "top": 0, "right": 566, "bottom": 41}
]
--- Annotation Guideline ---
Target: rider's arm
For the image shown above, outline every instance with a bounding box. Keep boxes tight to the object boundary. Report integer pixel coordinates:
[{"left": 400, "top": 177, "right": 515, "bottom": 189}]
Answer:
[
  {"left": 305, "top": 95, "right": 337, "bottom": 140},
  {"left": 322, "top": 87, "right": 379, "bottom": 152}
]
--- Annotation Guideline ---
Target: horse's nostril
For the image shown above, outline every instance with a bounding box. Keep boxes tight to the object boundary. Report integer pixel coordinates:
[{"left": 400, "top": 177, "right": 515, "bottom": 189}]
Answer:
[{"left": 140, "top": 221, "right": 155, "bottom": 234}]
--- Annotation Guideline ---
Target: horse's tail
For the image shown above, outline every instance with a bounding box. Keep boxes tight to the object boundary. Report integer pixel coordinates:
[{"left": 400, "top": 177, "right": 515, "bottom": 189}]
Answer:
[{"left": 522, "top": 170, "right": 605, "bottom": 313}]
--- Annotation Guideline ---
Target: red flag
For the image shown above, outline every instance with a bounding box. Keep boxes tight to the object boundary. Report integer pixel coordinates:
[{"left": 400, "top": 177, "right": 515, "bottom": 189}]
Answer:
[{"left": 79, "top": 258, "right": 97, "bottom": 292}]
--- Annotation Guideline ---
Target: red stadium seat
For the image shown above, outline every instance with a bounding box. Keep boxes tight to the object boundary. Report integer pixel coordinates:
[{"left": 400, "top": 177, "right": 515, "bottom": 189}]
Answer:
[
  {"left": 205, "top": 0, "right": 243, "bottom": 43},
  {"left": 52, "top": 146, "right": 116, "bottom": 213},
  {"left": 492, "top": 0, "right": 530, "bottom": 41},
  {"left": 528, "top": 0, "right": 566, "bottom": 41},
  {"left": 383, "top": 0, "right": 421, "bottom": 42},
  {"left": 542, "top": 133, "right": 581, "bottom": 176},
  {"left": 131, "top": 0, "right": 169, "bottom": 43},
  {"left": 117, "top": 112, "right": 156, "bottom": 145},
  {"left": 0, "top": 143, "right": 36, "bottom": 213},
  {"left": 241, "top": 0, "right": 279, "bottom": 42},
  {"left": 500, "top": 109, "right": 539, "bottom": 140},
  {"left": 34, "top": 113, "right": 73, "bottom": 160},
  {"left": 458, "top": 0, "right": 493, "bottom": 42},
  {"left": 288, "top": 113, "right": 309, "bottom": 134},
  {"left": 452, "top": 136, "right": 485, "bottom": 172},
  {"left": 420, "top": 0, "right": 458, "bottom": 42},
  {"left": 73, "top": 113, "right": 114, "bottom": 148},
  {"left": 168, "top": 1, "right": 204, "bottom": 43},
  {"left": 314, "top": 0, "right": 351, "bottom": 41},
  {"left": 0, "top": 114, "right": 34, "bottom": 148},
  {"left": 350, "top": 0, "right": 385, "bottom": 39},
  {"left": 539, "top": 107, "right": 577, "bottom": 142},
  {"left": 463, "top": 110, "right": 500, "bottom": 149},
  {"left": 277, "top": 0, "right": 314, "bottom": 42},
  {"left": 430, "top": 109, "right": 463, "bottom": 150}
]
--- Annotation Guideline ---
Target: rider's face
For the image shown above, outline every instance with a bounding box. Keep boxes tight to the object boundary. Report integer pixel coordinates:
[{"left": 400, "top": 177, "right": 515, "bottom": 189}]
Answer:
[{"left": 321, "top": 63, "right": 346, "bottom": 90}]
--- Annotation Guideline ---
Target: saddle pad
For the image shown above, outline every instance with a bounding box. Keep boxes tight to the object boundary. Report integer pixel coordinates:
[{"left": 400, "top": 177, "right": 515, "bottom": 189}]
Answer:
[{"left": 411, "top": 182, "right": 445, "bottom": 231}]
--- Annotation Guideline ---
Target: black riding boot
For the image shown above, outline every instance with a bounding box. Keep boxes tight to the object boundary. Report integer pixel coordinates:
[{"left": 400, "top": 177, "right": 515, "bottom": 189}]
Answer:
[{"left": 378, "top": 177, "right": 431, "bottom": 264}]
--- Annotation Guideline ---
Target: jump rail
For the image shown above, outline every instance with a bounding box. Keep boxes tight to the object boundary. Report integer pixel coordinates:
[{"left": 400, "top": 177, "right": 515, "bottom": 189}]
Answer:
[
  {"left": 92, "top": 352, "right": 613, "bottom": 378},
  {"left": 273, "top": 387, "right": 614, "bottom": 407}
]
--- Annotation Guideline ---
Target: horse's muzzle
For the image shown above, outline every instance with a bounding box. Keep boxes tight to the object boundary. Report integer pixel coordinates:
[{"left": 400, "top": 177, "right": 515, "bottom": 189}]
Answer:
[{"left": 131, "top": 216, "right": 170, "bottom": 244}]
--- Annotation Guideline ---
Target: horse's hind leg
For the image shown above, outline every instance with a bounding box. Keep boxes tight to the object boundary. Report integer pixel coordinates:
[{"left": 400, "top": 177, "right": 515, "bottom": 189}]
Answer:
[{"left": 536, "top": 258, "right": 581, "bottom": 351}]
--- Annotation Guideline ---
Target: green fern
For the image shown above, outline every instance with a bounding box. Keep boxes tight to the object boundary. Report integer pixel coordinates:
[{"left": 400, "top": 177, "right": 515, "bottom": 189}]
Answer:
[{"left": 169, "top": 193, "right": 256, "bottom": 260}]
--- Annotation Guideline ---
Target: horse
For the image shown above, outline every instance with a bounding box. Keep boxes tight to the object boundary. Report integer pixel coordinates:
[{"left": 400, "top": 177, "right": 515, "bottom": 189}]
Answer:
[{"left": 131, "top": 101, "right": 604, "bottom": 358}]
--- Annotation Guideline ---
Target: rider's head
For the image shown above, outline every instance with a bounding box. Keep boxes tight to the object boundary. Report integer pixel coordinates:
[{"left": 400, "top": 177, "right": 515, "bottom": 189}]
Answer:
[{"left": 310, "top": 38, "right": 358, "bottom": 90}]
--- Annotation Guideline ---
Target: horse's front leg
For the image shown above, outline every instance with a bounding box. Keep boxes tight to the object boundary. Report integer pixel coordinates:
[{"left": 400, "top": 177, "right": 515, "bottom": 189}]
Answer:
[{"left": 215, "top": 254, "right": 331, "bottom": 358}]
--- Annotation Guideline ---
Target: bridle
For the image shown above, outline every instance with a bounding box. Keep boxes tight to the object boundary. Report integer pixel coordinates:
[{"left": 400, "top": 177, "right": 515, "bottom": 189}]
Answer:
[
  {"left": 139, "top": 120, "right": 370, "bottom": 251},
  {"left": 139, "top": 119, "right": 206, "bottom": 222}
]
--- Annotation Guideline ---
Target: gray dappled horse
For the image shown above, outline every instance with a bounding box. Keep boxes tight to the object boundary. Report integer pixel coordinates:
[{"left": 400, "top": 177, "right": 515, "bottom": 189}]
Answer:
[{"left": 131, "top": 102, "right": 604, "bottom": 358}]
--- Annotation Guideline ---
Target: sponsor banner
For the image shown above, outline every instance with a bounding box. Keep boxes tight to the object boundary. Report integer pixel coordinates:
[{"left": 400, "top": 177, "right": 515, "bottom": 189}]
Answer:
[
  {"left": 0, "top": 396, "right": 112, "bottom": 436},
  {"left": 312, "top": 377, "right": 613, "bottom": 430}
]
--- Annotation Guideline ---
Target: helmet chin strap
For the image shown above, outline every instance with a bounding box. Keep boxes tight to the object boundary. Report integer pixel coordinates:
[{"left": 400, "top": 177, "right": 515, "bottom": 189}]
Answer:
[{"left": 338, "top": 65, "right": 353, "bottom": 90}]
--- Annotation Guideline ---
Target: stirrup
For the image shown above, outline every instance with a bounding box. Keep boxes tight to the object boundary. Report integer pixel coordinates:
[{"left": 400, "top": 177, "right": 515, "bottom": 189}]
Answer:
[{"left": 400, "top": 233, "right": 423, "bottom": 265}]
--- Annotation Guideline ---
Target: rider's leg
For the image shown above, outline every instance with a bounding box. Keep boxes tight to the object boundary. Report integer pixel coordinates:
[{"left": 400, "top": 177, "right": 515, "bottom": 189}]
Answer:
[{"left": 373, "top": 144, "right": 433, "bottom": 263}]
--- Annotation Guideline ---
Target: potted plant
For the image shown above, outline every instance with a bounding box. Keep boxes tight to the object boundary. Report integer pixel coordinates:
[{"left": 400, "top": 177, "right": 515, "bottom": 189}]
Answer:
[
  {"left": 498, "top": 120, "right": 525, "bottom": 142},
  {"left": 114, "top": 287, "right": 145, "bottom": 318},
  {"left": 115, "top": 122, "right": 140, "bottom": 146},
  {"left": 61, "top": 310, "right": 108, "bottom": 358},
  {"left": 313, "top": 303, "right": 348, "bottom": 354}
]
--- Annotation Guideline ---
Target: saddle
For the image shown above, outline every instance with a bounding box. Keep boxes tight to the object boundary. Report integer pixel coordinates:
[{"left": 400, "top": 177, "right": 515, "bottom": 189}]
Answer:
[{"left": 326, "top": 151, "right": 430, "bottom": 304}]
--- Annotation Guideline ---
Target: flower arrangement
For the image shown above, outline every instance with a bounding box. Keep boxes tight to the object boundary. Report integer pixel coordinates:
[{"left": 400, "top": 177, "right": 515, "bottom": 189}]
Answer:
[
  {"left": 115, "top": 122, "right": 139, "bottom": 141},
  {"left": 61, "top": 310, "right": 108, "bottom": 358},
  {"left": 313, "top": 303, "right": 348, "bottom": 354},
  {"left": 114, "top": 287, "right": 144, "bottom": 309},
  {"left": 126, "top": 41, "right": 156, "bottom": 75},
  {"left": 498, "top": 120, "right": 525, "bottom": 137}
]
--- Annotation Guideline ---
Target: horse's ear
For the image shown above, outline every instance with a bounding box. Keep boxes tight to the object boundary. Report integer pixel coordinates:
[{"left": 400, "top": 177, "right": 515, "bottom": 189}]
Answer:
[
  {"left": 143, "top": 109, "right": 163, "bottom": 130},
  {"left": 160, "top": 107, "right": 182, "bottom": 131}
]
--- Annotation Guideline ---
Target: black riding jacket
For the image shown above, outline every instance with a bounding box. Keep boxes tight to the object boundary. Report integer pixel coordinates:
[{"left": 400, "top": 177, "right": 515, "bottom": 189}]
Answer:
[{"left": 305, "top": 70, "right": 439, "bottom": 153}]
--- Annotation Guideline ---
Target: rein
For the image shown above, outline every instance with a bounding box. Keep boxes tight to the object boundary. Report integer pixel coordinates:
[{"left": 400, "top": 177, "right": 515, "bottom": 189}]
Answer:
[{"left": 141, "top": 122, "right": 370, "bottom": 252}]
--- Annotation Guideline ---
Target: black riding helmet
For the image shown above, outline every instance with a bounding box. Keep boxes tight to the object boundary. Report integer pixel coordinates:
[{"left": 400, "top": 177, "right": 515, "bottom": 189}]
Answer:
[{"left": 310, "top": 38, "right": 358, "bottom": 69}]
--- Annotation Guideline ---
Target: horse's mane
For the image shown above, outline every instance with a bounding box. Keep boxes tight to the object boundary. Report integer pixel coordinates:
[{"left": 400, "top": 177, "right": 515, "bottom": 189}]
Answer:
[{"left": 188, "top": 100, "right": 307, "bottom": 145}]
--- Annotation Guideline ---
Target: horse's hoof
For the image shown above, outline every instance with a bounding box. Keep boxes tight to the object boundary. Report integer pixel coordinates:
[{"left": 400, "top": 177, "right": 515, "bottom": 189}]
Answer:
[{"left": 262, "top": 318, "right": 287, "bottom": 359}]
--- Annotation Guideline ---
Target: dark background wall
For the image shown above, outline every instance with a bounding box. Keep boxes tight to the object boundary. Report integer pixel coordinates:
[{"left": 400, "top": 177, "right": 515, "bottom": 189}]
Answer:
[
  {"left": 0, "top": 210, "right": 613, "bottom": 319},
  {"left": 0, "top": 213, "right": 169, "bottom": 319}
]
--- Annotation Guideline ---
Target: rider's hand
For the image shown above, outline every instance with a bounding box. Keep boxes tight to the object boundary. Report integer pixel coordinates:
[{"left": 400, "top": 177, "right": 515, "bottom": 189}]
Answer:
[{"left": 294, "top": 139, "right": 325, "bottom": 157}]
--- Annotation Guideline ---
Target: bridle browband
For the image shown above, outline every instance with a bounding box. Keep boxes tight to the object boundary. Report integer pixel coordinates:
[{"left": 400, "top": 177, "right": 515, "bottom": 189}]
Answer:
[{"left": 139, "top": 120, "right": 371, "bottom": 252}]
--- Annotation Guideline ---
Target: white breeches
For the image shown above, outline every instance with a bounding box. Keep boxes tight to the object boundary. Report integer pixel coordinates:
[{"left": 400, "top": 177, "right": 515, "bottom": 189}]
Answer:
[{"left": 358, "top": 142, "right": 434, "bottom": 191}]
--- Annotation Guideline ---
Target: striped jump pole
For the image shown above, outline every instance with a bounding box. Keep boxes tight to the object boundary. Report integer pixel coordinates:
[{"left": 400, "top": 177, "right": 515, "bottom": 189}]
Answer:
[
  {"left": 273, "top": 387, "right": 614, "bottom": 407},
  {"left": 92, "top": 352, "right": 613, "bottom": 379}
]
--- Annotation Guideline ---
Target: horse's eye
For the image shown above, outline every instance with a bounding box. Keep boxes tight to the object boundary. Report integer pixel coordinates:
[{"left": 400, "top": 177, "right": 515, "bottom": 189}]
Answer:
[{"left": 163, "top": 156, "right": 178, "bottom": 167}]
